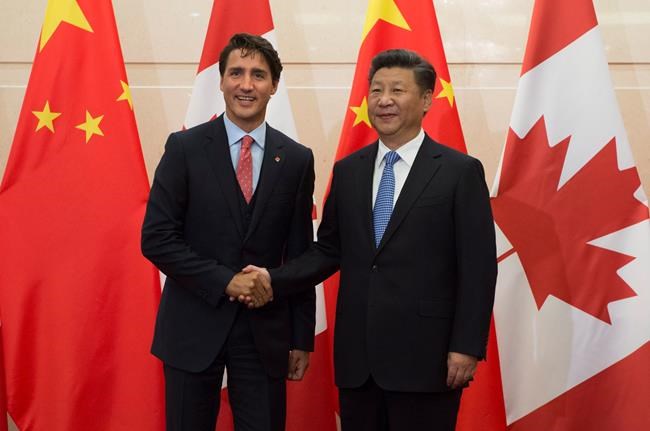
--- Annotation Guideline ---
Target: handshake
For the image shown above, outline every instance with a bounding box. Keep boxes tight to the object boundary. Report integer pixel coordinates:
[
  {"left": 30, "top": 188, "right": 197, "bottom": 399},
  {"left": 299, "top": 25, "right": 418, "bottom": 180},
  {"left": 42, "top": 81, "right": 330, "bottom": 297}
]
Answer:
[{"left": 225, "top": 265, "right": 273, "bottom": 308}]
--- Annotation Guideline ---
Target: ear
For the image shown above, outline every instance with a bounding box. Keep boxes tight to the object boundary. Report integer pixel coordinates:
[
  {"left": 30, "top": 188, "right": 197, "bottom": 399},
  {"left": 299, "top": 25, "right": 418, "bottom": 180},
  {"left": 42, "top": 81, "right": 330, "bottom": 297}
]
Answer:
[
  {"left": 220, "top": 75, "right": 224, "bottom": 92},
  {"left": 271, "top": 80, "right": 279, "bottom": 96},
  {"left": 422, "top": 89, "right": 433, "bottom": 113}
]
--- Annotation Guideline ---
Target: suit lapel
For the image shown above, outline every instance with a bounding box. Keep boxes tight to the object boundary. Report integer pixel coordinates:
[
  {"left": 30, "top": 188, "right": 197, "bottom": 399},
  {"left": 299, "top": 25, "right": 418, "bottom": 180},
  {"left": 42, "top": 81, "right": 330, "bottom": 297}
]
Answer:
[
  {"left": 244, "top": 127, "right": 286, "bottom": 242},
  {"left": 357, "top": 143, "right": 378, "bottom": 252},
  {"left": 203, "top": 116, "right": 244, "bottom": 238},
  {"left": 375, "top": 136, "right": 442, "bottom": 255}
]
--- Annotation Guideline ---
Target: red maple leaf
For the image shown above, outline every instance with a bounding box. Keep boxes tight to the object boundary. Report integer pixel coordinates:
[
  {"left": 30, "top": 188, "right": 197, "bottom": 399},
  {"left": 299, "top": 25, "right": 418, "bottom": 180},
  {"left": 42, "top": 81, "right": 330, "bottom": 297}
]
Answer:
[{"left": 491, "top": 117, "right": 648, "bottom": 323}]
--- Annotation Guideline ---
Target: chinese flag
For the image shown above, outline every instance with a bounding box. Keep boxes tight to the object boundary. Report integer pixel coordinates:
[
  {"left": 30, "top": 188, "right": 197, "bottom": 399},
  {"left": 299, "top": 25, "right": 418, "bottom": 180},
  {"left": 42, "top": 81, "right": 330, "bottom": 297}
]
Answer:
[
  {"left": 0, "top": 0, "right": 164, "bottom": 429},
  {"left": 491, "top": 0, "right": 650, "bottom": 429},
  {"left": 184, "top": 1, "right": 337, "bottom": 430},
  {"left": 327, "top": 1, "right": 505, "bottom": 429}
]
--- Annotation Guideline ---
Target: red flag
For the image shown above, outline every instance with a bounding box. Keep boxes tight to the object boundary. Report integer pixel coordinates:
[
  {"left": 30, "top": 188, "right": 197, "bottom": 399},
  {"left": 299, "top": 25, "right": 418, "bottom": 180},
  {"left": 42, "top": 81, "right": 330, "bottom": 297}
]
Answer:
[
  {"left": 0, "top": 326, "right": 7, "bottom": 431},
  {"left": 327, "top": 1, "right": 505, "bottom": 428},
  {"left": 334, "top": 0, "right": 465, "bottom": 159},
  {"left": 491, "top": 0, "right": 650, "bottom": 428},
  {"left": 0, "top": 0, "right": 164, "bottom": 429},
  {"left": 184, "top": 1, "right": 337, "bottom": 429}
]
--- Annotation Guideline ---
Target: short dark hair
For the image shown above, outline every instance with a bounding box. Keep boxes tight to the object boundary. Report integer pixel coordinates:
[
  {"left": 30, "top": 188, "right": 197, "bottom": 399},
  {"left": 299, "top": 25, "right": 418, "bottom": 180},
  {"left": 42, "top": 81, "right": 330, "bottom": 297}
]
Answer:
[
  {"left": 219, "top": 33, "right": 283, "bottom": 83},
  {"left": 368, "top": 49, "right": 436, "bottom": 93}
]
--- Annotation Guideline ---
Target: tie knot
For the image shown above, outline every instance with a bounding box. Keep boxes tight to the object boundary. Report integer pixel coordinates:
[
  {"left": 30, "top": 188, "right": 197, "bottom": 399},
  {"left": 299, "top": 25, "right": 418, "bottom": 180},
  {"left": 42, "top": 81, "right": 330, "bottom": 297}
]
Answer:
[
  {"left": 241, "top": 135, "right": 253, "bottom": 150},
  {"left": 384, "top": 151, "right": 400, "bottom": 167}
]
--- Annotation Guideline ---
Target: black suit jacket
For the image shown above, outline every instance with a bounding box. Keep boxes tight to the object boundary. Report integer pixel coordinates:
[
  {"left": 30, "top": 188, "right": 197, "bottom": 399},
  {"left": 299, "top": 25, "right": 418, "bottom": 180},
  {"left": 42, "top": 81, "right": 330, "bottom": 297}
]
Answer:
[
  {"left": 271, "top": 135, "right": 497, "bottom": 392},
  {"left": 142, "top": 115, "right": 315, "bottom": 378}
]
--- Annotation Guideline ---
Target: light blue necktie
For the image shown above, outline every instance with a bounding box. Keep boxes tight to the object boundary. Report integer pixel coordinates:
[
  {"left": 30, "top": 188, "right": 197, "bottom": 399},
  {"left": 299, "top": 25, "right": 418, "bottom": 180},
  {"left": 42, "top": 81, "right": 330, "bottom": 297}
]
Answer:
[{"left": 373, "top": 151, "right": 400, "bottom": 247}]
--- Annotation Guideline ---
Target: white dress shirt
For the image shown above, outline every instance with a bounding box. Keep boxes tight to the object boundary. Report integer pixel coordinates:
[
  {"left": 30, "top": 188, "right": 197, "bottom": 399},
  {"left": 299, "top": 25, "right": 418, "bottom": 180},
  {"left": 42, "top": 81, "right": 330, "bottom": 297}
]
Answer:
[{"left": 372, "top": 129, "right": 425, "bottom": 208}]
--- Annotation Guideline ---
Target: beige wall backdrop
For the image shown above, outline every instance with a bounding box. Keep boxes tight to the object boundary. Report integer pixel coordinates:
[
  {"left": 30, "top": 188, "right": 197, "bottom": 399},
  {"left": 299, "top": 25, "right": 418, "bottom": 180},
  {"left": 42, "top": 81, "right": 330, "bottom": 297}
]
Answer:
[
  {"left": 0, "top": 0, "right": 648, "bottom": 429},
  {"left": 1, "top": 0, "right": 649, "bottom": 210}
]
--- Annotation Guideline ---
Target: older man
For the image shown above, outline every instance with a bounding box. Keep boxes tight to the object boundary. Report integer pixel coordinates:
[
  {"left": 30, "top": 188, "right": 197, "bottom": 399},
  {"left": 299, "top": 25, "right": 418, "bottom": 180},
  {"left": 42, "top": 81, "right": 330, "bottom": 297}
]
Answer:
[{"left": 248, "top": 49, "right": 497, "bottom": 430}]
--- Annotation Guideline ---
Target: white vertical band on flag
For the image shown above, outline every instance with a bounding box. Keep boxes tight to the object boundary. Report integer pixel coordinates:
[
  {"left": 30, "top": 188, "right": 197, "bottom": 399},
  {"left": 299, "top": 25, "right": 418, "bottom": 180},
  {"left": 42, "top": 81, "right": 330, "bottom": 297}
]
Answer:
[
  {"left": 184, "top": 62, "right": 222, "bottom": 128},
  {"left": 314, "top": 220, "right": 327, "bottom": 336},
  {"left": 495, "top": 26, "right": 650, "bottom": 424}
]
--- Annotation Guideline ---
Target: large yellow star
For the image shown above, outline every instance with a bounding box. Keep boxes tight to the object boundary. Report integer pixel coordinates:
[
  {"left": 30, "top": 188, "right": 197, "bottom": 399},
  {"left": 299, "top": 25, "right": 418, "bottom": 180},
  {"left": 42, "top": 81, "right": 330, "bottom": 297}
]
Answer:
[
  {"left": 435, "top": 78, "right": 455, "bottom": 107},
  {"left": 350, "top": 97, "right": 371, "bottom": 128},
  {"left": 32, "top": 100, "right": 61, "bottom": 133},
  {"left": 40, "top": 0, "right": 93, "bottom": 51},
  {"left": 75, "top": 111, "right": 104, "bottom": 143},
  {"left": 116, "top": 80, "right": 133, "bottom": 110},
  {"left": 361, "top": 0, "right": 411, "bottom": 41}
]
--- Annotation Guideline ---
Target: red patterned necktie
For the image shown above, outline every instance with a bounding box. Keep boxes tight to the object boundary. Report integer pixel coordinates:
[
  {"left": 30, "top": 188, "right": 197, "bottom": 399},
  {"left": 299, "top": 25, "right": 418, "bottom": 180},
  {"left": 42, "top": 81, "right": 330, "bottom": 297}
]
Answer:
[{"left": 236, "top": 135, "right": 254, "bottom": 203}]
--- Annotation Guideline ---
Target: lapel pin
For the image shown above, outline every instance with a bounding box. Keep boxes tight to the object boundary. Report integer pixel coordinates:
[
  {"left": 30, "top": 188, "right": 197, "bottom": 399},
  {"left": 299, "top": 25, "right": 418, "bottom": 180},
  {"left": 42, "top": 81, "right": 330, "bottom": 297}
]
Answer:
[{"left": 274, "top": 156, "right": 281, "bottom": 163}]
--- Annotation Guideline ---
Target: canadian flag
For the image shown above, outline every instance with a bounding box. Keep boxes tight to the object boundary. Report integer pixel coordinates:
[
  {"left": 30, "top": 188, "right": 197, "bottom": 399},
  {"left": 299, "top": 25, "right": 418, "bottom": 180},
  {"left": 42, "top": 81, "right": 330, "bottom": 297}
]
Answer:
[
  {"left": 183, "top": 1, "right": 337, "bottom": 429},
  {"left": 491, "top": 1, "right": 650, "bottom": 429}
]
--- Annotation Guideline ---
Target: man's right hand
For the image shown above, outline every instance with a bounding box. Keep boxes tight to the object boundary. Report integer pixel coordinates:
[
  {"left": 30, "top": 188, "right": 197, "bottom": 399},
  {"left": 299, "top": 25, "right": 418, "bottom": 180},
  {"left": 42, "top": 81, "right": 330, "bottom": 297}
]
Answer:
[
  {"left": 242, "top": 265, "right": 270, "bottom": 283},
  {"left": 238, "top": 265, "right": 272, "bottom": 307},
  {"left": 225, "top": 271, "right": 273, "bottom": 308}
]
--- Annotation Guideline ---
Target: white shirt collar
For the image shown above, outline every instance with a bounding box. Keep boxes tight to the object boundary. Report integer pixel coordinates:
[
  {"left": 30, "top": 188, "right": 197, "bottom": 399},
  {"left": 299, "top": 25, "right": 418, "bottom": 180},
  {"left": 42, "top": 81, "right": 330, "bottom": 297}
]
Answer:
[{"left": 376, "top": 129, "right": 425, "bottom": 167}]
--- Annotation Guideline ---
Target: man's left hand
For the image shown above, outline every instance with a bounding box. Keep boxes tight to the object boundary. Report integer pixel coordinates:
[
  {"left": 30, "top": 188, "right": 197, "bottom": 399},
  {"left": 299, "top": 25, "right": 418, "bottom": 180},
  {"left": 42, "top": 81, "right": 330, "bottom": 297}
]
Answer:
[
  {"left": 287, "top": 350, "right": 310, "bottom": 381},
  {"left": 446, "top": 352, "right": 477, "bottom": 389}
]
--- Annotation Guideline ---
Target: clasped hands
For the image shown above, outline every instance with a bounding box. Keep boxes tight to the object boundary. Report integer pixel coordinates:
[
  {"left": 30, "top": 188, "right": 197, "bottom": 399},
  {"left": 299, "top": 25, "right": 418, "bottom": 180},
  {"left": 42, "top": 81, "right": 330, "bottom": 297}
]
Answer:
[{"left": 225, "top": 265, "right": 272, "bottom": 308}]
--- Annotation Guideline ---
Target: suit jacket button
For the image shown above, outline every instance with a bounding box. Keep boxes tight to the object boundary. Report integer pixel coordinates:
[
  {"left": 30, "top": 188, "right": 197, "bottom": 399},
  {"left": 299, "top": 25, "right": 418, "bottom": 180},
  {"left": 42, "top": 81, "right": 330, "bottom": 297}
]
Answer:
[{"left": 371, "top": 265, "right": 378, "bottom": 272}]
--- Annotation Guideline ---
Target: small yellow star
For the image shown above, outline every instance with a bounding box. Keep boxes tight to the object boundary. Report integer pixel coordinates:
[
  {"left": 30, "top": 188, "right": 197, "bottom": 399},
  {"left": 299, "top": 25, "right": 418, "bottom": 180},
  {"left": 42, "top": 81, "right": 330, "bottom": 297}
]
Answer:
[
  {"left": 361, "top": 0, "right": 411, "bottom": 41},
  {"left": 350, "top": 97, "right": 371, "bottom": 128},
  {"left": 116, "top": 80, "right": 133, "bottom": 110},
  {"left": 40, "top": 0, "right": 93, "bottom": 51},
  {"left": 75, "top": 111, "right": 104, "bottom": 143},
  {"left": 435, "top": 78, "right": 455, "bottom": 107},
  {"left": 32, "top": 100, "right": 61, "bottom": 133}
]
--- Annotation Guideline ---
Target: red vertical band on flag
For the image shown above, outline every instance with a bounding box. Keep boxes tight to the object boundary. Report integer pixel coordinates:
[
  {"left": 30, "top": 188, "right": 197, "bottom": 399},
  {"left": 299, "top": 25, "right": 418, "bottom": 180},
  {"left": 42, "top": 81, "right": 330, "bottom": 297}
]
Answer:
[
  {"left": 521, "top": 0, "right": 598, "bottom": 75},
  {"left": 286, "top": 334, "right": 338, "bottom": 430},
  {"left": 456, "top": 320, "right": 506, "bottom": 430},
  {"left": 197, "top": 0, "right": 274, "bottom": 73}
]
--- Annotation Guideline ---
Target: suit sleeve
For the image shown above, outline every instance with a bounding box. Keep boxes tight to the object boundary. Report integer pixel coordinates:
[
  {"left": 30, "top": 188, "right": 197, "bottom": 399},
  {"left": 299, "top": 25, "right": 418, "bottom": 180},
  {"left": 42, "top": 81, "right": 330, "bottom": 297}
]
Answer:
[
  {"left": 141, "top": 133, "right": 235, "bottom": 307},
  {"left": 449, "top": 158, "right": 497, "bottom": 359},
  {"left": 270, "top": 163, "right": 342, "bottom": 295},
  {"left": 285, "top": 150, "right": 316, "bottom": 351}
]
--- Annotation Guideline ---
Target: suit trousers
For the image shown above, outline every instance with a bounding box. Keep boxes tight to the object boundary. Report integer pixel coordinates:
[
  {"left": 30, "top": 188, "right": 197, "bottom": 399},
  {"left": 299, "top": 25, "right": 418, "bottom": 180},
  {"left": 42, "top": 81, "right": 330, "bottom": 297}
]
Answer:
[
  {"left": 163, "top": 308, "right": 287, "bottom": 431},
  {"left": 339, "top": 375, "right": 462, "bottom": 431}
]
